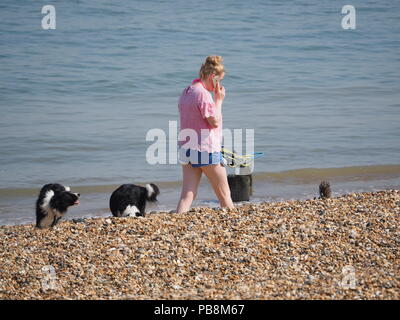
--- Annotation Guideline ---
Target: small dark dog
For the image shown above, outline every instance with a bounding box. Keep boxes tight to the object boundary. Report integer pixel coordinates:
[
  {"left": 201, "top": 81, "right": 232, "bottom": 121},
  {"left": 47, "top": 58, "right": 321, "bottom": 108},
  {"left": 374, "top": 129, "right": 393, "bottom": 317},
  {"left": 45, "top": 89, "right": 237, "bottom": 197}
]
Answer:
[
  {"left": 35, "top": 183, "right": 80, "bottom": 228},
  {"left": 109, "top": 183, "right": 160, "bottom": 217},
  {"left": 319, "top": 181, "right": 332, "bottom": 199}
]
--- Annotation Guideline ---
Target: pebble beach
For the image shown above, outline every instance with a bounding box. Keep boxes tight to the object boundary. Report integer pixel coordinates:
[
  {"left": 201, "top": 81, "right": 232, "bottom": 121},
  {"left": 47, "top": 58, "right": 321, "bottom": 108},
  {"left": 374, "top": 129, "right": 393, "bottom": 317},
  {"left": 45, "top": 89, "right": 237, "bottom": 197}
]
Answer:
[{"left": 0, "top": 190, "right": 399, "bottom": 300}]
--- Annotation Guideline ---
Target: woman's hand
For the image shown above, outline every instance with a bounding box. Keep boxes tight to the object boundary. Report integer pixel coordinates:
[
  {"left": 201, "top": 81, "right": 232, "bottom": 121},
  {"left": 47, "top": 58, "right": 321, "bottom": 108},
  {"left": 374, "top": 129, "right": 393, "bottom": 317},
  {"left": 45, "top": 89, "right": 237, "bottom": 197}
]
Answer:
[{"left": 214, "top": 82, "right": 225, "bottom": 102}]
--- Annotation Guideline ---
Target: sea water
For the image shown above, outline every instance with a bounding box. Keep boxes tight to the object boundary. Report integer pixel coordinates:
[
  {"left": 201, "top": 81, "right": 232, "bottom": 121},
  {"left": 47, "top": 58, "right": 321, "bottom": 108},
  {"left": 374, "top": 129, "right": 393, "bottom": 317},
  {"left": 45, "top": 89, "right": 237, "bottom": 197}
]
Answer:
[{"left": 0, "top": 0, "right": 399, "bottom": 225}]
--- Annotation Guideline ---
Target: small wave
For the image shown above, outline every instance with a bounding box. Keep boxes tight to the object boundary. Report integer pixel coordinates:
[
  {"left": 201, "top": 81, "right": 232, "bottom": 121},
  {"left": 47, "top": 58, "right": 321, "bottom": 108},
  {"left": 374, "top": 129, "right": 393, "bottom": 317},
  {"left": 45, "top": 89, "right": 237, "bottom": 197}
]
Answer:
[
  {"left": 1, "top": 164, "right": 399, "bottom": 198},
  {"left": 253, "top": 164, "right": 400, "bottom": 184}
]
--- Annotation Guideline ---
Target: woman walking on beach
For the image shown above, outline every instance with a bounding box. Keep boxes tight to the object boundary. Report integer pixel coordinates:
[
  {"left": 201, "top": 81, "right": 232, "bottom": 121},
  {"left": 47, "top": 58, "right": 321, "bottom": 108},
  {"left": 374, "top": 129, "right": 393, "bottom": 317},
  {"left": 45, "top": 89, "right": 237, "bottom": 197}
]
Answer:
[{"left": 176, "top": 55, "right": 234, "bottom": 213}]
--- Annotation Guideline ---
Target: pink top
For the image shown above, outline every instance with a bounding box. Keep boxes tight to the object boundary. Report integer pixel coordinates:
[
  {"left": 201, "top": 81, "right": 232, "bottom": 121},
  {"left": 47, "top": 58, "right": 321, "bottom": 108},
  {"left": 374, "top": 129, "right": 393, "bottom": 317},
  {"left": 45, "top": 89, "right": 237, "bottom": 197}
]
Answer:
[{"left": 178, "top": 80, "right": 222, "bottom": 153}]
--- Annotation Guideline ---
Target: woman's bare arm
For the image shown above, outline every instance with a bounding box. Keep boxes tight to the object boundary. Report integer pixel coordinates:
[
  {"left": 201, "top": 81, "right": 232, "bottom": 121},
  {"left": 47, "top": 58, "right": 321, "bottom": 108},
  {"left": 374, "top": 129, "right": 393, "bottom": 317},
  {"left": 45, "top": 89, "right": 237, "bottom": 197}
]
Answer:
[
  {"left": 205, "top": 100, "right": 222, "bottom": 128},
  {"left": 206, "top": 84, "right": 225, "bottom": 128}
]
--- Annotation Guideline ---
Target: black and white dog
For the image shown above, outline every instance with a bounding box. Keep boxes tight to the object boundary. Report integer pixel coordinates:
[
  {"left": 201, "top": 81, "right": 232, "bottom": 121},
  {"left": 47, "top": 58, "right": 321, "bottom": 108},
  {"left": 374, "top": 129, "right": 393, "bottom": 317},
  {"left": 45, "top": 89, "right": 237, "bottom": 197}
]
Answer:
[
  {"left": 109, "top": 183, "right": 160, "bottom": 217},
  {"left": 35, "top": 183, "right": 80, "bottom": 228}
]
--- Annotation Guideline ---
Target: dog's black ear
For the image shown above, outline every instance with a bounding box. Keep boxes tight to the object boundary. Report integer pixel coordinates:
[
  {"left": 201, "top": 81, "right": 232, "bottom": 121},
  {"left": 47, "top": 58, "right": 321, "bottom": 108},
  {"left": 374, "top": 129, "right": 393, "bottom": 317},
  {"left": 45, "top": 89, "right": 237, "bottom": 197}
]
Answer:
[{"left": 146, "top": 183, "right": 159, "bottom": 202}]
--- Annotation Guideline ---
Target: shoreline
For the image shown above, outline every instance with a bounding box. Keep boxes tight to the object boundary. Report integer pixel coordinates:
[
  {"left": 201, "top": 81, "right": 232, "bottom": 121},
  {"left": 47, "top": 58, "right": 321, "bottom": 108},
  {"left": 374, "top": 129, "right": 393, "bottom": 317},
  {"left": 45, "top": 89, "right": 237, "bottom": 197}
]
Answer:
[
  {"left": 0, "top": 189, "right": 399, "bottom": 299},
  {"left": 1, "top": 173, "right": 400, "bottom": 227}
]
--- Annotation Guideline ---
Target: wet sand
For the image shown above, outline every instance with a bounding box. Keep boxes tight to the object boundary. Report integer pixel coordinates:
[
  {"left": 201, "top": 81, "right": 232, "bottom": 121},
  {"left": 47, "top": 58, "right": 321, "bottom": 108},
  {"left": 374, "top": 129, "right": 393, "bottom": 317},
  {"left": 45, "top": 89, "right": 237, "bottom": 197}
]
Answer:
[{"left": 0, "top": 190, "right": 398, "bottom": 299}]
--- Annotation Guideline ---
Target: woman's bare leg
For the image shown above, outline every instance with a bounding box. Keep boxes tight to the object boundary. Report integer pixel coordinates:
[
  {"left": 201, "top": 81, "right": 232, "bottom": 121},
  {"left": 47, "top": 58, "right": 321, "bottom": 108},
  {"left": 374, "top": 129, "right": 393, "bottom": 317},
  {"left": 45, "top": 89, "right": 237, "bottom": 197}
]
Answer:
[
  {"left": 201, "top": 164, "right": 234, "bottom": 209},
  {"left": 176, "top": 164, "right": 202, "bottom": 213}
]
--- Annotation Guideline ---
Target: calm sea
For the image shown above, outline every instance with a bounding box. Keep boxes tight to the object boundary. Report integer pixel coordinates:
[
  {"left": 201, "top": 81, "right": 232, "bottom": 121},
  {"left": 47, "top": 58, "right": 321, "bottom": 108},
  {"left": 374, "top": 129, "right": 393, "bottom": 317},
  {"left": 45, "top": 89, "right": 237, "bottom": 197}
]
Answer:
[{"left": 0, "top": 0, "right": 399, "bottom": 225}]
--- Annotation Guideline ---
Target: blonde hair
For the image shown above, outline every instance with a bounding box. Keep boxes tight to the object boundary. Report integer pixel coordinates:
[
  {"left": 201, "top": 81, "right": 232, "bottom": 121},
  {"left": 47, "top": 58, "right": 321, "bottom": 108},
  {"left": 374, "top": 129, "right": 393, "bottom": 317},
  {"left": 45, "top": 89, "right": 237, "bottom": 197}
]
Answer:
[{"left": 199, "top": 55, "right": 225, "bottom": 80}]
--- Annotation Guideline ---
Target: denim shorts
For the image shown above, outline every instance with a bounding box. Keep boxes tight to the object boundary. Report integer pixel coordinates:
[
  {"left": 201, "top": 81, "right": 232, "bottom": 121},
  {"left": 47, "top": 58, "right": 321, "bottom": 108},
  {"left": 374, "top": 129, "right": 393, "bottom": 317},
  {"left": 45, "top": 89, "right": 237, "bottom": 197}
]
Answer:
[{"left": 178, "top": 148, "right": 224, "bottom": 167}]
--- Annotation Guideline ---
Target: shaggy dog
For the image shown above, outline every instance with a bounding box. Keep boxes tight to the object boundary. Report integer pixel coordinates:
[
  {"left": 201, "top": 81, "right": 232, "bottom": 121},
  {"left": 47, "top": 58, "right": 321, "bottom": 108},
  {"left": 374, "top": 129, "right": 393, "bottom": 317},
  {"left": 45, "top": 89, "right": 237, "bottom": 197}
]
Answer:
[
  {"left": 109, "top": 183, "right": 159, "bottom": 217},
  {"left": 35, "top": 183, "right": 80, "bottom": 228}
]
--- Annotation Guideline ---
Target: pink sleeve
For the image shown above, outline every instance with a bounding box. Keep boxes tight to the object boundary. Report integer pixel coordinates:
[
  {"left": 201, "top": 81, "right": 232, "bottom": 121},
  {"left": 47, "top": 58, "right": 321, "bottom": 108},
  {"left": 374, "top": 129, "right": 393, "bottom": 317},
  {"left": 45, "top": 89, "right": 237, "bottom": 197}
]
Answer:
[{"left": 197, "top": 91, "right": 216, "bottom": 119}]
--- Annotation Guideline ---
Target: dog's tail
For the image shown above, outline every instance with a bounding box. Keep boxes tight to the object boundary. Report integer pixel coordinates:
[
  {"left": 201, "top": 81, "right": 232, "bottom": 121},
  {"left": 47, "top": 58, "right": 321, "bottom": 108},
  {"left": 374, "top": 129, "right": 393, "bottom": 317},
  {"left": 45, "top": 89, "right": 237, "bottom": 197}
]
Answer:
[{"left": 145, "top": 183, "right": 160, "bottom": 202}]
